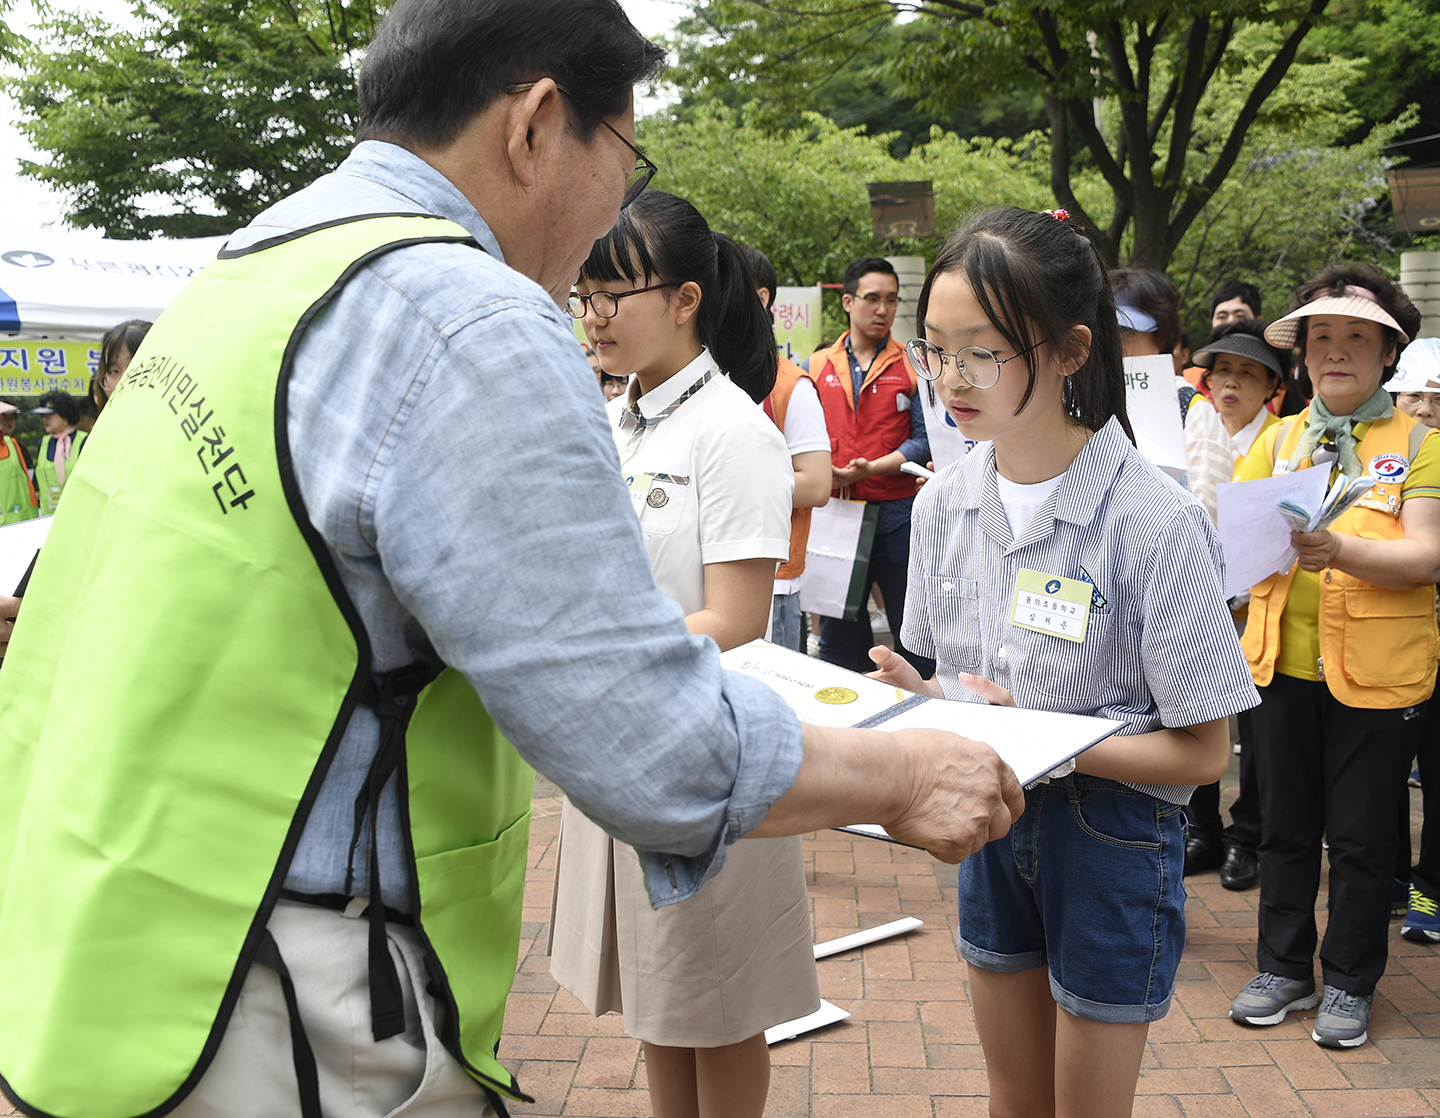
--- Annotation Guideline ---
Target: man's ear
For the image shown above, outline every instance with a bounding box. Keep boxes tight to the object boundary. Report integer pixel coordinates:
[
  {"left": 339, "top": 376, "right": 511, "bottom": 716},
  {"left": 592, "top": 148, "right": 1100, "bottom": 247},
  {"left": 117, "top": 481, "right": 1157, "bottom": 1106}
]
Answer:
[{"left": 503, "top": 78, "right": 566, "bottom": 191}]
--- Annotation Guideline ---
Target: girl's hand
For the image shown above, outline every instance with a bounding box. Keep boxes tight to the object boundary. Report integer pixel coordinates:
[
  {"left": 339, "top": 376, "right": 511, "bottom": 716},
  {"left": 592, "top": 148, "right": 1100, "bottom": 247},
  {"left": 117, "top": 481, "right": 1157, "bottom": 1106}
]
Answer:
[
  {"left": 957, "top": 672, "right": 1016, "bottom": 707},
  {"left": 868, "top": 645, "right": 943, "bottom": 698},
  {"left": 1292, "top": 528, "right": 1341, "bottom": 572}
]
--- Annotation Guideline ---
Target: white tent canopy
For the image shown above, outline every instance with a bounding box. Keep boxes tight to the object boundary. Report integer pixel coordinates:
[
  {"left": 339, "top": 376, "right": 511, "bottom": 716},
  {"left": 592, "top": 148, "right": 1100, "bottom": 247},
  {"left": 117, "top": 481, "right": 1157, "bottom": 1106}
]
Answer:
[{"left": 0, "top": 222, "right": 229, "bottom": 340}]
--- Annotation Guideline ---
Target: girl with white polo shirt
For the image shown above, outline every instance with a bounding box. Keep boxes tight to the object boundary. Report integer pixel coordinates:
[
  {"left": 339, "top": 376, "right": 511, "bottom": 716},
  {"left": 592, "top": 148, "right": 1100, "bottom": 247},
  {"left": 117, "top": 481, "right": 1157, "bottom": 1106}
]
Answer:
[
  {"left": 549, "top": 192, "right": 811, "bottom": 1118},
  {"left": 871, "top": 207, "right": 1257, "bottom": 1117}
]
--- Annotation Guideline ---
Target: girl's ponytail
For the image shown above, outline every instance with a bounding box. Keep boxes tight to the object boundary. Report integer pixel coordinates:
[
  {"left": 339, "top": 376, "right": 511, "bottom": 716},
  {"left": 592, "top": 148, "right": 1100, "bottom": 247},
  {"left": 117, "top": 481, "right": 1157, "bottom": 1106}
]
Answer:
[{"left": 706, "top": 234, "right": 778, "bottom": 403}]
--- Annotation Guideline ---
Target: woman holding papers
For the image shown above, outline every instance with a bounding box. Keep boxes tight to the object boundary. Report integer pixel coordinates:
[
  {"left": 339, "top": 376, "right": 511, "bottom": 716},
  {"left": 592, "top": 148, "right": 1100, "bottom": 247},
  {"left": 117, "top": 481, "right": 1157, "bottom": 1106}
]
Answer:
[
  {"left": 1228, "top": 264, "right": 1439, "bottom": 1049},
  {"left": 549, "top": 193, "right": 815, "bottom": 1118},
  {"left": 873, "top": 207, "right": 1258, "bottom": 1118}
]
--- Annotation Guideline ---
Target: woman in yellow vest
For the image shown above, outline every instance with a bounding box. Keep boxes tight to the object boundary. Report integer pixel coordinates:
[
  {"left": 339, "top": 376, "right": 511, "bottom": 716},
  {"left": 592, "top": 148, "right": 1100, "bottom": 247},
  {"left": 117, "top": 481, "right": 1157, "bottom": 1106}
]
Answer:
[
  {"left": 1228, "top": 265, "right": 1440, "bottom": 1049},
  {"left": 31, "top": 391, "right": 87, "bottom": 515}
]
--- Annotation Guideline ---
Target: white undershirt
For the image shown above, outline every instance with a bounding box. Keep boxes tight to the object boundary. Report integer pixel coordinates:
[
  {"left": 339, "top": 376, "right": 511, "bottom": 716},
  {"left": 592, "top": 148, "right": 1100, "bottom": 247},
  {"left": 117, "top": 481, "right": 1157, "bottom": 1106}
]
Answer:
[{"left": 996, "top": 471, "right": 1066, "bottom": 539}]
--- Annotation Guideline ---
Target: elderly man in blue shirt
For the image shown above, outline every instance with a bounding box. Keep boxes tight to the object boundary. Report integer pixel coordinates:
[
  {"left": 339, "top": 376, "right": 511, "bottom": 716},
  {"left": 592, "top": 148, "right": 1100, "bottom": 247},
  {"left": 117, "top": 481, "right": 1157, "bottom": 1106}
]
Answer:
[{"left": 0, "top": 2, "right": 1023, "bottom": 1116}]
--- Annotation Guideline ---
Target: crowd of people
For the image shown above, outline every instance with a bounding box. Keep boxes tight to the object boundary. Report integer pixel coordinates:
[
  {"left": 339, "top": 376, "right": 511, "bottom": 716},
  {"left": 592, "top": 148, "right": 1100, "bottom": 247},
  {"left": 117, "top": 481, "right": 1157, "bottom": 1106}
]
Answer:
[{"left": 0, "top": 1, "right": 1436, "bottom": 1116}]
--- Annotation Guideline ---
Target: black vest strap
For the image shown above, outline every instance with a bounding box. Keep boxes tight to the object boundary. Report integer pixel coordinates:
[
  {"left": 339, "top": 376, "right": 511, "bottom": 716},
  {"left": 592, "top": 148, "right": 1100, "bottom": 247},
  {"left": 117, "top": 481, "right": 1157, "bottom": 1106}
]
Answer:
[{"left": 253, "top": 929, "right": 323, "bottom": 1118}]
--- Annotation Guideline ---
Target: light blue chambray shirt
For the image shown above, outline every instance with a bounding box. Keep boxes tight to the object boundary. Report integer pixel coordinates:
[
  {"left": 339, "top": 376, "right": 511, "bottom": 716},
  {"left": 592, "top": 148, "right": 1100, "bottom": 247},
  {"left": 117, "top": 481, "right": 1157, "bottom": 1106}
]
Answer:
[{"left": 223, "top": 141, "right": 804, "bottom": 910}]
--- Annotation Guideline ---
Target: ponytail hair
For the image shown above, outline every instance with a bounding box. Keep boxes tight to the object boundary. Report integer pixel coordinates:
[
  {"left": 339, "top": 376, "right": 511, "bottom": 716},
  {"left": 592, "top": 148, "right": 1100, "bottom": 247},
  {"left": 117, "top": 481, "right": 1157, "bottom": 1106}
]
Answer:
[
  {"left": 914, "top": 207, "right": 1133, "bottom": 443},
  {"left": 580, "top": 192, "right": 778, "bottom": 403}
]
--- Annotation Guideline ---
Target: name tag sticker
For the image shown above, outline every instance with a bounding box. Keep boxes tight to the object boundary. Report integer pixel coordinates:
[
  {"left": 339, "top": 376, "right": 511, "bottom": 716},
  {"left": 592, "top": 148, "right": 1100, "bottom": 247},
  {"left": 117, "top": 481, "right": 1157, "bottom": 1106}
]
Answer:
[
  {"left": 624, "top": 472, "right": 653, "bottom": 517},
  {"left": 1010, "top": 568, "right": 1092, "bottom": 643}
]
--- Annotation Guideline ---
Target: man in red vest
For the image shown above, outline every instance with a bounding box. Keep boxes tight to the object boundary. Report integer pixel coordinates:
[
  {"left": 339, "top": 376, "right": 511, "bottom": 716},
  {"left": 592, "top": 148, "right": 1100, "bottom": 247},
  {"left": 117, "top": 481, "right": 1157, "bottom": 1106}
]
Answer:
[{"left": 810, "top": 257, "right": 934, "bottom": 676}]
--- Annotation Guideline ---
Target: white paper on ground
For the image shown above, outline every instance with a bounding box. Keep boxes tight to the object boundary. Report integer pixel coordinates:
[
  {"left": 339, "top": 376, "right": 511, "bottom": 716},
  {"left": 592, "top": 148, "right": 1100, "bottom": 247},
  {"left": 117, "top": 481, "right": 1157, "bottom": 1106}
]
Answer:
[
  {"left": 765, "top": 999, "right": 851, "bottom": 1045},
  {"left": 813, "top": 917, "right": 923, "bottom": 959},
  {"left": 719, "top": 639, "right": 911, "bottom": 728},
  {"left": 1123, "top": 355, "right": 1187, "bottom": 471},
  {"left": 1216, "top": 464, "right": 1331, "bottom": 598},
  {"left": 720, "top": 640, "right": 1124, "bottom": 785},
  {"left": 0, "top": 515, "right": 52, "bottom": 595}
]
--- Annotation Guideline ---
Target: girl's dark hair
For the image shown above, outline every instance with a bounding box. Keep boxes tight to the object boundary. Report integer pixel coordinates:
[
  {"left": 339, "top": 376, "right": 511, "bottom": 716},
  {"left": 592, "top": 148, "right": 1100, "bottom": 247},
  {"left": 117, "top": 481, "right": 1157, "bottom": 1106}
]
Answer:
[
  {"left": 95, "top": 319, "right": 151, "bottom": 414},
  {"left": 580, "top": 192, "right": 778, "bottom": 403},
  {"left": 915, "top": 207, "right": 1133, "bottom": 441},
  {"left": 1109, "top": 267, "right": 1182, "bottom": 355},
  {"left": 1288, "top": 263, "right": 1421, "bottom": 385},
  {"left": 39, "top": 391, "right": 80, "bottom": 427}
]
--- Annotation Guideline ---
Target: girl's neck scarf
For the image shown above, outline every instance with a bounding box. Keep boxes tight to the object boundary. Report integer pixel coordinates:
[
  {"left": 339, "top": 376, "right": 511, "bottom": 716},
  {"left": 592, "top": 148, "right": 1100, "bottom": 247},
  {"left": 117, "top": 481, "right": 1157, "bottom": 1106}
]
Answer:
[
  {"left": 54, "top": 427, "right": 76, "bottom": 485},
  {"left": 1285, "top": 386, "right": 1393, "bottom": 478}
]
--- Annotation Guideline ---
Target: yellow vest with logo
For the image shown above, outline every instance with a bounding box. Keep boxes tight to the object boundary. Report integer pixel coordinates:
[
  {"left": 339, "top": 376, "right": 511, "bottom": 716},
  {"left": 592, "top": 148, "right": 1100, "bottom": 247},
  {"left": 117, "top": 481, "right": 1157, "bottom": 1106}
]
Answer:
[{"left": 1240, "top": 410, "right": 1438, "bottom": 708}]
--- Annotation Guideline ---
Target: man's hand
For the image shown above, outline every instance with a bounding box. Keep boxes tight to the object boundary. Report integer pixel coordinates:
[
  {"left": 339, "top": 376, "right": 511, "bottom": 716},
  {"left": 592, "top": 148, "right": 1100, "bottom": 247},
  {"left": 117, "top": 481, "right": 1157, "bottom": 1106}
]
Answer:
[
  {"left": 883, "top": 728, "right": 1025, "bottom": 863},
  {"left": 832, "top": 457, "right": 873, "bottom": 489},
  {"left": 1292, "top": 528, "right": 1341, "bottom": 572},
  {"left": 0, "top": 595, "right": 21, "bottom": 657}
]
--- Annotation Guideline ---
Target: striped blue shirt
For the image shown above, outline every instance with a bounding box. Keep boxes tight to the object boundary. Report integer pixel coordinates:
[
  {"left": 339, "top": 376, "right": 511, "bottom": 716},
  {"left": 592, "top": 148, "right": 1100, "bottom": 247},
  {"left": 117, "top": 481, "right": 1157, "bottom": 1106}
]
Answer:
[{"left": 902, "top": 417, "right": 1259, "bottom": 804}]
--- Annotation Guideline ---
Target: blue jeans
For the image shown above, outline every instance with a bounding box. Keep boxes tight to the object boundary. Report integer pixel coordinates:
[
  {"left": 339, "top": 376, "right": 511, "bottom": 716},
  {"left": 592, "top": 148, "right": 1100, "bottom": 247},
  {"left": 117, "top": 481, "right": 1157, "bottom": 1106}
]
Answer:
[
  {"left": 957, "top": 774, "right": 1187, "bottom": 1024},
  {"left": 769, "top": 591, "right": 805, "bottom": 652}
]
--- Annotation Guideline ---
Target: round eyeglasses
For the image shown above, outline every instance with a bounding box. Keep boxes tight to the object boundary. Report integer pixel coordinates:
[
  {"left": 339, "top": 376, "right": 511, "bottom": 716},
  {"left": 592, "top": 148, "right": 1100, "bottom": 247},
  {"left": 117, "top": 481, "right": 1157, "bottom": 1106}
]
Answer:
[
  {"left": 904, "top": 338, "right": 1046, "bottom": 389},
  {"left": 566, "top": 283, "right": 670, "bottom": 321}
]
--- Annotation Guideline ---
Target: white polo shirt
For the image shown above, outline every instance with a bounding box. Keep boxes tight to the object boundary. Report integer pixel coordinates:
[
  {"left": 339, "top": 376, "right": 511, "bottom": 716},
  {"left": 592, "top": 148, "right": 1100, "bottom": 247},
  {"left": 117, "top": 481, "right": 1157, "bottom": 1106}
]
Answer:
[
  {"left": 902, "top": 418, "right": 1258, "bottom": 804},
  {"left": 609, "top": 349, "right": 794, "bottom": 614}
]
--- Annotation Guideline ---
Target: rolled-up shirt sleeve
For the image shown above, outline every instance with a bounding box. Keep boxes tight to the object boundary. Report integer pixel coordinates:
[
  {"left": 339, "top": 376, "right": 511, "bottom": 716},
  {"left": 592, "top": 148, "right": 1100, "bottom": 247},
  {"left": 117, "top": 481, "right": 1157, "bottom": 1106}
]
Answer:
[{"left": 369, "top": 301, "right": 803, "bottom": 903}]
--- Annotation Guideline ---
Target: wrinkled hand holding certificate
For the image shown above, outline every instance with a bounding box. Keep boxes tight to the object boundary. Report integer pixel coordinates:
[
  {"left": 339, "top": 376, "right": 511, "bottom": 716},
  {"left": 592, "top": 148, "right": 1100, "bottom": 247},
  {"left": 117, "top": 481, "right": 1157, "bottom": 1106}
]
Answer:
[
  {"left": 1215, "top": 465, "right": 1359, "bottom": 598},
  {"left": 719, "top": 640, "right": 1124, "bottom": 845}
]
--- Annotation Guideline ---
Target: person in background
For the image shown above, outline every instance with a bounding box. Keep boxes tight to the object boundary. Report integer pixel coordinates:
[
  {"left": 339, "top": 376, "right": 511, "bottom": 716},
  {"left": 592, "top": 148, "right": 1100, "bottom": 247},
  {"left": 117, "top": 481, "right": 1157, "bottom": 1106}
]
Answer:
[
  {"left": 1394, "top": 338, "right": 1440, "bottom": 944},
  {"left": 1212, "top": 280, "right": 1262, "bottom": 330},
  {"left": 0, "top": 402, "right": 37, "bottom": 526},
  {"left": 810, "top": 256, "right": 933, "bottom": 674},
  {"left": 31, "top": 392, "right": 86, "bottom": 516},
  {"left": 582, "top": 338, "right": 628, "bottom": 400},
  {"left": 737, "top": 241, "right": 832, "bottom": 651},
  {"left": 94, "top": 319, "right": 152, "bottom": 418},
  {"left": 1229, "top": 264, "right": 1437, "bottom": 1049},
  {"left": 1110, "top": 268, "right": 1182, "bottom": 362},
  {"left": 1181, "top": 319, "right": 1289, "bottom": 892}
]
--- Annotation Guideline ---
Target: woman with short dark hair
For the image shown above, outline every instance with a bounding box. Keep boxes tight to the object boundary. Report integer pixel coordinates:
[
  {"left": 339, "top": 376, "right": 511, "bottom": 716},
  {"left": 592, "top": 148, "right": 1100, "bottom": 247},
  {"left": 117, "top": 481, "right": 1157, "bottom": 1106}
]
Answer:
[{"left": 33, "top": 391, "right": 86, "bottom": 515}]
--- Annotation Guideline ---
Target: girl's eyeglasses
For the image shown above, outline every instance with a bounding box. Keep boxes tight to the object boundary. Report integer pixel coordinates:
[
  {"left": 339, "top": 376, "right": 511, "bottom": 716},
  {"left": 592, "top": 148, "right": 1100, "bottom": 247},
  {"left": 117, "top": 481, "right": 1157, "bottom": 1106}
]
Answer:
[
  {"left": 905, "top": 338, "right": 1046, "bottom": 389},
  {"left": 567, "top": 284, "right": 670, "bottom": 321}
]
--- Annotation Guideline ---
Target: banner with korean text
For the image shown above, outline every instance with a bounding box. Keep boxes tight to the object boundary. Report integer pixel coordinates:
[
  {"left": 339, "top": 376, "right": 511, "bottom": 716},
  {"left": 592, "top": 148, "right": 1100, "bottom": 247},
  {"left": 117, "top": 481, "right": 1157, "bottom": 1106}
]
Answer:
[
  {"left": 0, "top": 340, "right": 98, "bottom": 396},
  {"left": 773, "top": 286, "right": 823, "bottom": 364}
]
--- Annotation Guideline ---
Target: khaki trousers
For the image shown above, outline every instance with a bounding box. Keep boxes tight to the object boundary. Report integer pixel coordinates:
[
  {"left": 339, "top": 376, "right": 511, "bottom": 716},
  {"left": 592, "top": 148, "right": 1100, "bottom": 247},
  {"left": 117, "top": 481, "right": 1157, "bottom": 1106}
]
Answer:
[{"left": 170, "top": 899, "right": 499, "bottom": 1118}]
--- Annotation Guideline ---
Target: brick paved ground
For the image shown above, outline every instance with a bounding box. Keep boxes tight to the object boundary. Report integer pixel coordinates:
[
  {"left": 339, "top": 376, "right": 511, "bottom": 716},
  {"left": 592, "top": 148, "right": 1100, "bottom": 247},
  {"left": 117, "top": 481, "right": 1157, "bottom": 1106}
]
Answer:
[
  {"left": 504, "top": 759, "right": 1440, "bottom": 1118},
  {"left": 4, "top": 755, "right": 1432, "bottom": 1117}
]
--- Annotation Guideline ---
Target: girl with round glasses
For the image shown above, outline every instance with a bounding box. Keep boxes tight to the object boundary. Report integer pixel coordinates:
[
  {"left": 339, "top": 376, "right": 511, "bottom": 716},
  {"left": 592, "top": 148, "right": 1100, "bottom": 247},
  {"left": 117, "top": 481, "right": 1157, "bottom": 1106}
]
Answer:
[
  {"left": 873, "top": 207, "right": 1256, "bottom": 1116},
  {"left": 549, "top": 191, "right": 814, "bottom": 1118}
]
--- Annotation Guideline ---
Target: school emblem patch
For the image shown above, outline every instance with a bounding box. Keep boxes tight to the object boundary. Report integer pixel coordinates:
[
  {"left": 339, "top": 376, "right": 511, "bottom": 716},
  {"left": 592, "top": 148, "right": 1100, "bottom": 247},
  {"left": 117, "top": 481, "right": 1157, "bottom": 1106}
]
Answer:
[{"left": 1368, "top": 453, "right": 1409, "bottom": 483}]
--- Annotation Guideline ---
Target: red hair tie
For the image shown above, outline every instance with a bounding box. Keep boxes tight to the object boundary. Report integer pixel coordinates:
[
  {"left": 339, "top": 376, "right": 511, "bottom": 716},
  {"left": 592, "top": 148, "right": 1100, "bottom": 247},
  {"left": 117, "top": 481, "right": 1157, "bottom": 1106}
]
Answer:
[{"left": 1044, "top": 208, "right": 1071, "bottom": 221}]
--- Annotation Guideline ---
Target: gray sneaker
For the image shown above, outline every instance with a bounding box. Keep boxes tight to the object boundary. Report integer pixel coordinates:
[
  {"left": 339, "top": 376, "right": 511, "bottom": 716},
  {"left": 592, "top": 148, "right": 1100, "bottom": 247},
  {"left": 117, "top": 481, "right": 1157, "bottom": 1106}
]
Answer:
[
  {"left": 1230, "top": 972, "right": 1319, "bottom": 1026},
  {"left": 1311, "top": 985, "right": 1371, "bottom": 1048}
]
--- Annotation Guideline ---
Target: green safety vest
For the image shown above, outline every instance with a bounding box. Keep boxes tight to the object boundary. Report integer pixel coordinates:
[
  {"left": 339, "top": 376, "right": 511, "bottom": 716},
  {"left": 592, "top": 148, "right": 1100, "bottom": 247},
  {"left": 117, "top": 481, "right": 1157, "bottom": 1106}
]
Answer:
[
  {"left": 0, "top": 215, "right": 536, "bottom": 1118},
  {"left": 0, "top": 437, "right": 37, "bottom": 525},
  {"left": 34, "top": 429, "right": 87, "bottom": 516}
]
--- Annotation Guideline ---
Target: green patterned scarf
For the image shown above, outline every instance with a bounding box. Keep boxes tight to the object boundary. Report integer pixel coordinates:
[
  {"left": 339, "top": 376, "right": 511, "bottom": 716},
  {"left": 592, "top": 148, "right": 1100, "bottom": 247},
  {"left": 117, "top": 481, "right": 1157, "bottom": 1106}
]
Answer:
[{"left": 1285, "top": 386, "right": 1394, "bottom": 478}]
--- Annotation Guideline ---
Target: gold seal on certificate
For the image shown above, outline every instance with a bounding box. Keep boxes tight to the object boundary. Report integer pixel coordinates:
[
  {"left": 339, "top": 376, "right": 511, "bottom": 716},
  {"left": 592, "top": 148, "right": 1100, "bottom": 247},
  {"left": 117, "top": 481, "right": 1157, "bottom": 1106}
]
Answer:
[{"left": 814, "top": 687, "right": 859, "bottom": 705}]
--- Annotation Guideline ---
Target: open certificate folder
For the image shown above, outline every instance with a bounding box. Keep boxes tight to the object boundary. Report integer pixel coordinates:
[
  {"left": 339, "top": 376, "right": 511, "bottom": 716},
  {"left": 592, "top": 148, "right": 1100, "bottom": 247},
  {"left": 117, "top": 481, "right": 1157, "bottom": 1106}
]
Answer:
[{"left": 719, "top": 641, "right": 1125, "bottom": 843}]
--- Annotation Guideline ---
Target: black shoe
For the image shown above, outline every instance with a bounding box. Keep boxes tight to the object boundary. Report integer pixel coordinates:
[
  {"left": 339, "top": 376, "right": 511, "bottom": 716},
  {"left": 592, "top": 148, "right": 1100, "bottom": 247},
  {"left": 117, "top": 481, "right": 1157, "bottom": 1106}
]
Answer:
[
  {"left": 1184, "top": 835, "right": 1224, "bottom": 876},
  {"left": 1219, "top": 845, "right": 1258, "bottom": 891}
]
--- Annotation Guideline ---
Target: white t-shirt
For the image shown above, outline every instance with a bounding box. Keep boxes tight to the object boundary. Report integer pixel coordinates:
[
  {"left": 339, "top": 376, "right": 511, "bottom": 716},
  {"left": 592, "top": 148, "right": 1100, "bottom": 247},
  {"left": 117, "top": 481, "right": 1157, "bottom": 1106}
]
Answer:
[
  {"left": 774, "top": 375, "right": 829, "bottom": 595},
  {"left": 609, "top": 349, "right": 793, "bottom": 614},
  {"left": 995, "top": 470, "right": 1066, "bottom": 539}
]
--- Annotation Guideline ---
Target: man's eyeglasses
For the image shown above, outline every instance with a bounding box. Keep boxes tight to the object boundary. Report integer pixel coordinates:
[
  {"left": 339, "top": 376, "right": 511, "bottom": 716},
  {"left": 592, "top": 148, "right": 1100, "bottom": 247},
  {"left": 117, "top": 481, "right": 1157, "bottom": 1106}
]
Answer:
[
  {"left": 504, "top": 80, "right": 657, "bottom": 209},
  {"left": 904, "top": 338, "right": 1046, "bottom": 389},
  {"left": 566, "top": 284, "right": 671, "bottom": 321},
  {"left": 853, "top": 293, "right": 900, "bottom": 309}
]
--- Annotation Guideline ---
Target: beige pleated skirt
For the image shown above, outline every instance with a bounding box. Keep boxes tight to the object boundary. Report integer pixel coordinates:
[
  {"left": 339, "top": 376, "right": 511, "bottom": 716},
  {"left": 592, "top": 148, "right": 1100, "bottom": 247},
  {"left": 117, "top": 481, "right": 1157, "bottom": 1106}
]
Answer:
[{"left": 547, "top": 798, "right": 819, "bottom": 1047}]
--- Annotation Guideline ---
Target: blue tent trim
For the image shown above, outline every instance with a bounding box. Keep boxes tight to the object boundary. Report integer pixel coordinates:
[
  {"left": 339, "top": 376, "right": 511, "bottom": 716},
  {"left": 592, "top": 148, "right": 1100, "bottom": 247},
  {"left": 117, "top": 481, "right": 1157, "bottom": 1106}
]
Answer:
[{"left": 0, "top": 285, "right": 19, "bottom": 333}]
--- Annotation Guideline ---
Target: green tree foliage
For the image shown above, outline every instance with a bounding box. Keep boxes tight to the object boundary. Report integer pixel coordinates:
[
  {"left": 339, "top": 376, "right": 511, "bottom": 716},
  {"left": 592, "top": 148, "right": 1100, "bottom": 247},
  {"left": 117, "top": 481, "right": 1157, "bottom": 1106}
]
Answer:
[
  {"left": 638, "top": 108, "right": 1056, "bottom": 339},
  {"left": 9, "top": 0, "right": 382, "bottom": 238},
  {"left": 669, "top": 0, "right": 1335, "bottom": 270}
]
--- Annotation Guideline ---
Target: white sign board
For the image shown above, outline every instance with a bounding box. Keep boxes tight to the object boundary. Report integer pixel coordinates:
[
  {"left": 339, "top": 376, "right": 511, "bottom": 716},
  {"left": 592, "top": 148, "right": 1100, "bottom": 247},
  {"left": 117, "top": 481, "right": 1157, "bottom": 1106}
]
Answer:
[
  {"left": 772, "top": 286, "right": 822, "bottom": 363},
  {"left": 1123, "top": 353, "right": 1186, "bottom": 473},
  {"left": 916, "top": 380, "right": 977, "bottom": 472}
]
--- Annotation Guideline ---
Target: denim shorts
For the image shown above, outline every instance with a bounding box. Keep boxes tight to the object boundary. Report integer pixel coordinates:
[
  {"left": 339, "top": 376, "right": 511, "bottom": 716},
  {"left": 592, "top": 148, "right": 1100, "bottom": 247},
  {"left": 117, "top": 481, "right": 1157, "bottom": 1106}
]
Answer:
[{"left": 956, "top": 773, "right": 1186, "bottom": 1024}]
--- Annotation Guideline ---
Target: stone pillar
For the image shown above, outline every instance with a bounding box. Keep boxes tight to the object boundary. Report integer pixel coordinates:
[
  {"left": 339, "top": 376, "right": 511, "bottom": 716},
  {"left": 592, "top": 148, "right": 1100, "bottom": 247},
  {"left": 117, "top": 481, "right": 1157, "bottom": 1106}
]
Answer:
[{"left": 1401, "top": 251, "right": 1440, "bottom": 339}]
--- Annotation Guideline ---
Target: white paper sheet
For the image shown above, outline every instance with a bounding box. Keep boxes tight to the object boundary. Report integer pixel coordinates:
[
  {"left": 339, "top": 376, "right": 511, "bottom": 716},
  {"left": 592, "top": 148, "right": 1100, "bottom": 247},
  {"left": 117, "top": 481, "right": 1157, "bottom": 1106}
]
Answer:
[
  {"left": 1216, "top": 465, "right": 1331, "bottom": 598},
  {"left": 765, "top": 999, "right": 851, "bottom": 1045},
  {"left": 720, "top": 640, "right": 1124, "bottom": 784},
  {"left": 812, "top": 917, "right": 924, "bottom": 959},
  {"left": 719, "top": 640, "right": 912, "bottom": 728},
  {"left": 1123, "top": 354, "right": 1187, "bottom": 471},
  {"left": 0, "top": 515, "right": 52, "bottom": 595}
]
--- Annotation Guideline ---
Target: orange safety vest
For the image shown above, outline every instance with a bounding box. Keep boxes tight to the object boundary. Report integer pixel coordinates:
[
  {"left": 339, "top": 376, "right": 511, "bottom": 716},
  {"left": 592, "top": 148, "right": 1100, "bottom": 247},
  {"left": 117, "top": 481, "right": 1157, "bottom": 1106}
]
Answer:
[
  {"left": 763, "top": 356, "right": 819, "bottom": 581},
  {"left": 810, "top": 332, "right": 917, "bottom": 503},
  {"left": 1240, "top": 410, "right": 1438, "bottom": 708}
]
